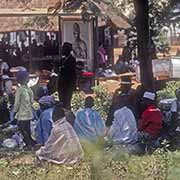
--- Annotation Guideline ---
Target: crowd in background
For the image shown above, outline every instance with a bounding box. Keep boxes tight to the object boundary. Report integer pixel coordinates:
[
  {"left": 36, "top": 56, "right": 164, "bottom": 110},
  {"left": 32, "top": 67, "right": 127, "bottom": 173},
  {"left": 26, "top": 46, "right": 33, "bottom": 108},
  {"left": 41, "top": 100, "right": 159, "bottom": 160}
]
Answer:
[{"left": 0, "top": 34, "right": 59, "bottom": 70}]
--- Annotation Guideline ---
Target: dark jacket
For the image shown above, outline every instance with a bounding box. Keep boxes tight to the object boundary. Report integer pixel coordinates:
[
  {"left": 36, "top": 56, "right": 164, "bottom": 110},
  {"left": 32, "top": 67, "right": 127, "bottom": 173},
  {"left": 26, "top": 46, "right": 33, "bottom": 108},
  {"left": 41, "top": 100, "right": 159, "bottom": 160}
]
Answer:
[{"left": 58, "top": 55, "right": 76, "bottom": 89}]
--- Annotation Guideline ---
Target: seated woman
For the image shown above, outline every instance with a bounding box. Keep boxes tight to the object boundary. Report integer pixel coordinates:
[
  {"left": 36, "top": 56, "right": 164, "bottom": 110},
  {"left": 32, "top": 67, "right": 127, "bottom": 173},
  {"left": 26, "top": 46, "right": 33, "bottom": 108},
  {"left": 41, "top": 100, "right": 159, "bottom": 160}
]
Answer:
[
  {"left": 35, "top": 95, "right": 55, "bottom": 145},
  {"left": 107, "top": 94, "right": 138, "bottom": 146},
  {"left": 74, "top": 96, "right": 105, "bottom": 143},
  {"left": 36, "top": 104, "right": 83, "bottom": 164}
]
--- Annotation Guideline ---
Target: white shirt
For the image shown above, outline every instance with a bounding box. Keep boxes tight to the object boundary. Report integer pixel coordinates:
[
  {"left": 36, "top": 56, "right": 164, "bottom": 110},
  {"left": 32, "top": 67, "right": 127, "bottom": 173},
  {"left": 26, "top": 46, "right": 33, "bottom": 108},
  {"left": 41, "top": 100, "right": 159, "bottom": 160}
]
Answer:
[
  {"left": 171, "top": 100, "right": 179, "bottom": 113},
  {"left": 108, "top": 106, "right": 138, "bottom": 145}
]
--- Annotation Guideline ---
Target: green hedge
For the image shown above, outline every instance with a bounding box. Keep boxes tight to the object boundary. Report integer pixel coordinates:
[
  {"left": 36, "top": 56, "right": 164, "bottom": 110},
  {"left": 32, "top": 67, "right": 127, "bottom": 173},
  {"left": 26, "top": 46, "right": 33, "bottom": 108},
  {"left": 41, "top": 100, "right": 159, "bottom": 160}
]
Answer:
[
  {"left": 72, "top": 85, "right": 112, "bottom": 120},
  {"left": 157, "top": 81, "right": 180, "bottom": 100}
]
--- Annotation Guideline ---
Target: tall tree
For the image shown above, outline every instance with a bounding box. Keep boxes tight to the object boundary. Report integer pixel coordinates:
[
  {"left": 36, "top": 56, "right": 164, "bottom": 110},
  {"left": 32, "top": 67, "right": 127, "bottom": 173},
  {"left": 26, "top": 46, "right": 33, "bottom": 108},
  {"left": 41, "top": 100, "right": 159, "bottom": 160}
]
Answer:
[{"left": 134, "top": 0, "right": 154, "bottom": 90}]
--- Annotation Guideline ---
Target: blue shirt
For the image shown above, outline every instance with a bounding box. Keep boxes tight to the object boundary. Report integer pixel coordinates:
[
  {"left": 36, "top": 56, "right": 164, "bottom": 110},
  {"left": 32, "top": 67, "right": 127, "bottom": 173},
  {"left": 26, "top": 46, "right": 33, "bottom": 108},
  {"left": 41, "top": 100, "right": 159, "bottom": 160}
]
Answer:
[
  {"left": 36, "top": 107, "right": 53, "bottom": 145},
  {"left": 74, "top": 108, "right": 105, "bottom": 143}
]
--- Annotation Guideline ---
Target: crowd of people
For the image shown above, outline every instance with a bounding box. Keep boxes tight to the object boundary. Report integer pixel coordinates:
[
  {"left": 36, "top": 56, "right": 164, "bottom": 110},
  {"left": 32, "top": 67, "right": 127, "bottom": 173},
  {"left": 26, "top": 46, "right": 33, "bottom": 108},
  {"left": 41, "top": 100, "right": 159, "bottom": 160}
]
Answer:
[
  {"left": 0, "top": 34, "right": 59, "bottom": 71},
  {"left": 0, "top": 42, "right": 180, "bottom": 165}
]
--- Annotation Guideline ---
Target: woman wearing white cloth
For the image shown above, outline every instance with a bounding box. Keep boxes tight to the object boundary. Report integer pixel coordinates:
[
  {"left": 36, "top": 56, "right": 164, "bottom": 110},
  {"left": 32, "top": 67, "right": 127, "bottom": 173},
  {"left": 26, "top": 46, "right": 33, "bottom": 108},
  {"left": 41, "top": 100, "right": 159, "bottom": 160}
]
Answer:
[{"left": 36, "top": 104, "right": 83, "bottom": 164}]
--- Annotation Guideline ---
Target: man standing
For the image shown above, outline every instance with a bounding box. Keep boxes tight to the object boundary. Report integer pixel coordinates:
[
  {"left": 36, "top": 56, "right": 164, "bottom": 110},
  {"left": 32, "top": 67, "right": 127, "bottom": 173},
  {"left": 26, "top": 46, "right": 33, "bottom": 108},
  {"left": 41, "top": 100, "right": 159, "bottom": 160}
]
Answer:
[{"left": 58, "top": 42, "right": 76, "bottom": 110}]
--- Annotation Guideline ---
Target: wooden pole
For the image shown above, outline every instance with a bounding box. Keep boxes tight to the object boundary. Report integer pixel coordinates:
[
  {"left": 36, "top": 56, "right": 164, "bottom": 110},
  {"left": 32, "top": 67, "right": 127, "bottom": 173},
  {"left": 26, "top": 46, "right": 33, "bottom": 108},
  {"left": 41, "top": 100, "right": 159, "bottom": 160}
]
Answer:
[
  {"left": 94, "top": 16, "right": 99, "bottom": 72},
  {"left": 28, "top": 30, "right": 32, "bottom": 73},
  {"left": 134, "top": 0, "right": 154, "bottom": 91},
  {"left": 58, "top": 16, "right": 62, "bottom": 62}
]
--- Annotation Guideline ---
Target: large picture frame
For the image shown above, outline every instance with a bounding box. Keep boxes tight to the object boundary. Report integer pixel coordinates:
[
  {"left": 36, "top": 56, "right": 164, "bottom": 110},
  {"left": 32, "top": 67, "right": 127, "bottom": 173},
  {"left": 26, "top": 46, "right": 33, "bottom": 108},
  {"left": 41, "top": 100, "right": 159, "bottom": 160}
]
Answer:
[{"left": 61, "top": 17, "right": 94, "bottom": 71}]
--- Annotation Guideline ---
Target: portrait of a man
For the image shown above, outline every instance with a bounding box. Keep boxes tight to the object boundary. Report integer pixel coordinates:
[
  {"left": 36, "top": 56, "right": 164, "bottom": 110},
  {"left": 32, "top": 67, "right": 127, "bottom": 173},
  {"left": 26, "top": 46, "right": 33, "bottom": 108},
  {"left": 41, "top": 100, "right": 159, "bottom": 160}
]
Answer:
[
  {"left": 72, "top": 23, "right": 87, "bottom": 59},
  {"left": 62, "top": 19, "right": 93, "bottom": 70}
]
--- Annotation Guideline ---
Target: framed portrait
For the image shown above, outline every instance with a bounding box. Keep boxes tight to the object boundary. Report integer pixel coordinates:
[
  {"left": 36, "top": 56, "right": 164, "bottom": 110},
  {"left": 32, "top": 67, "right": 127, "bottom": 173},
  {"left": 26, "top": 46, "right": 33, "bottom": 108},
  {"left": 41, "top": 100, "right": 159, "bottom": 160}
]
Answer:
[{"left": 61, "top": 17, "right": 94, "bottom": 71}]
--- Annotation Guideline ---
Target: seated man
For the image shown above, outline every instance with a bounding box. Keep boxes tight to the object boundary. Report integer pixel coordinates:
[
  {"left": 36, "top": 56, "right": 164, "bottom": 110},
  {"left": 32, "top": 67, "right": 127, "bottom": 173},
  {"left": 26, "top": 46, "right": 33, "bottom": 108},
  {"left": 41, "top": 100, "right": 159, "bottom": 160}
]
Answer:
[
  {"left": 36, "top": 96, "right": 55, "bottom": 145},
  {"left": 170, "top": 88, "right": 180, "bottom": 134},
  {"left": 138, "top": 91, "right": 163, "bottom": 140},
  {"left": 36, "top": 104, "right": 83, "bottom": 164},
  {"left": 167, "top": 88, "right": 180, "bottom": 148},
  {"left": 108, "top": 94, "right": 138, "bottom": 146},
  {"left": 106, "top": 76, "right": 136, "bottom": 128},
  {"left": 74, "top": 96, "right": 105, "bottom": 143}
]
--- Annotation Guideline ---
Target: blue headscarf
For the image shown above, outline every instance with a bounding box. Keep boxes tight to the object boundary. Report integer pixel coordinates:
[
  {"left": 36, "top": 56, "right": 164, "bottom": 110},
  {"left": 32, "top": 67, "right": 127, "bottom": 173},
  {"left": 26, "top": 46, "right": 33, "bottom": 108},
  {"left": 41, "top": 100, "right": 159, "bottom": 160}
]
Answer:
[{"left": 16, "top": 70, "right": 29, "bottom": 85}]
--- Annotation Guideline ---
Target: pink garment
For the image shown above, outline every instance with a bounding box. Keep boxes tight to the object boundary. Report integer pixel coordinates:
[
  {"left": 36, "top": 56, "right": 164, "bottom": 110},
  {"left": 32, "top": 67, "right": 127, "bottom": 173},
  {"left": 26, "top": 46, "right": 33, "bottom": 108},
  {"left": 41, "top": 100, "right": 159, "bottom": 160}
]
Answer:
[{"left": 98, "top": 47, "right": 106, "bottom": 65}]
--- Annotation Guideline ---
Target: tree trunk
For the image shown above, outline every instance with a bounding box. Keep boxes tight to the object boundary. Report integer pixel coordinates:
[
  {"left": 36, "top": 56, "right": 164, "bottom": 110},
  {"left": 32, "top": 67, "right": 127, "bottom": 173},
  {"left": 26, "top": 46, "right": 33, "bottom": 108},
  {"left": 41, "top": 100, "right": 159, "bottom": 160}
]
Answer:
[{"left": 134, "top": 0, "right": 154, "bottom": 91}]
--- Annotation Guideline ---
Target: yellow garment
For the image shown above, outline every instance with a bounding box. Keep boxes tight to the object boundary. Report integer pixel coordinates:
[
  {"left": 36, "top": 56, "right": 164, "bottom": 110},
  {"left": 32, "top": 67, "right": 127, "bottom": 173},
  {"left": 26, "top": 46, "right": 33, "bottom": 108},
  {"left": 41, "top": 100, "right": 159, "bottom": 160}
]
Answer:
[{"left": 14, "top": 85, "right": 33, "bottom": 121}]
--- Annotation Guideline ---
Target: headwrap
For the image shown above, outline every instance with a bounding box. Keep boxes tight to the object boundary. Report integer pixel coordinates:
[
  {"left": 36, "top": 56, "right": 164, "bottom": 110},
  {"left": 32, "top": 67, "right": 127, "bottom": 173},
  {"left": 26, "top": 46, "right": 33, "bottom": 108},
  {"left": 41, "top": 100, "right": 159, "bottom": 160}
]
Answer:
[
  {"left": 16, "top": 70, "right": 29, "bottom": 85},
  {"left": 39, "top": 96, "right": 55, "bottom": 109}
]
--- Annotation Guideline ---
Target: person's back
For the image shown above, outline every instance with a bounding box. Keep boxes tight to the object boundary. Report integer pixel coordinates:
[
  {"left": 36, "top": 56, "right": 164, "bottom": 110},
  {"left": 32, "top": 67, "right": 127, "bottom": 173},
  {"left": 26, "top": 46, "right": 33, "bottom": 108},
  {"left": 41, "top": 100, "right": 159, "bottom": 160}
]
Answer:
[
  {"left": 138, "top": 105, "right": 163, "bottom": 138},
  {"left": 106, "top": 76, "right": 136, "bottom": 127},
  {"left": 170, "top": 89, "right": 180, "bottom": 135},
  {"left": 59, "top": 55, "right": 76, "bottom": 83},
  {"left": 74, "top": 108, "right": 105, "bottom": 142},
  {"left": 58, "top": 42, "right": 76, "bottom": 109},
  {"left": 138, "top": 92, "right": 163, "bottom": 139},
  {"left": 36, "top": 96, "right": 55, "bottom": 145},
  {"left": 74, "top": 96, "right": 105, "bottom": 143},
  {"left": 36, "top": 105, "right": 83, "bottom": 164},
  {"left": 108, "top": 106, "right": 138, "bottom": 145}
]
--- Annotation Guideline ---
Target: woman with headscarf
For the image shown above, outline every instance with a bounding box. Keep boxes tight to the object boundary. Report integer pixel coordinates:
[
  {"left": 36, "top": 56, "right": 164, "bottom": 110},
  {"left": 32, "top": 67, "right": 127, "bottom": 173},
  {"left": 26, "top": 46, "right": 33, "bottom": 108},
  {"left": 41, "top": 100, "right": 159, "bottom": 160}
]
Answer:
[
  {"left": 35, "top": 95, "right": 55, "bottom": 145},
  {"left": 36, "top": 104, "right": 83, "bottom": 164}
]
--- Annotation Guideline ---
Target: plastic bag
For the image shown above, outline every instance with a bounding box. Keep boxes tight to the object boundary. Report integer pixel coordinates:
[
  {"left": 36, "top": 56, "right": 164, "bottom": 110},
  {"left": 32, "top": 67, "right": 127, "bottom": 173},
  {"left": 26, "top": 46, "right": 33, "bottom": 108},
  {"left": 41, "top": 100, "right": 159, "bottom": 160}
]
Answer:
[
  {"left": 2, "top": 139, "right": 18, "bottom": 149},
  {"left": 12, "top": 133, "right": 25, "bottom": 148}
]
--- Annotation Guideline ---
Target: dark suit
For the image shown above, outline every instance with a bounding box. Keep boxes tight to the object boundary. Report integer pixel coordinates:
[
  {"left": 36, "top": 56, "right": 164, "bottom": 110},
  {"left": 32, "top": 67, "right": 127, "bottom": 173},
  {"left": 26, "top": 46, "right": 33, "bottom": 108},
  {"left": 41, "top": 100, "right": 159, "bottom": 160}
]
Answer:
[{"left": 58, "top": 55, "right": 76, "bottom": 109}]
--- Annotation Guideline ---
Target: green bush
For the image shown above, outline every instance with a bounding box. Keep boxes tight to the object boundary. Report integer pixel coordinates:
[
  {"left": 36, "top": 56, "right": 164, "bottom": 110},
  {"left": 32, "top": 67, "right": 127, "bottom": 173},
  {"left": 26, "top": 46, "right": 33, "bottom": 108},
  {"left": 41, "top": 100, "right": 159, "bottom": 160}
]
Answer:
[
  {"left": 93, "top": 86, "right": 112, "bottom": 120},
  {"left": 71, "top": 86, "right": 112, "bottom": 120},
  {"left": 157, "top": 81, "right": 180, "bottom": 100},
  {"left": 71, "top": 91, "right": 86, "bottom": 112}
]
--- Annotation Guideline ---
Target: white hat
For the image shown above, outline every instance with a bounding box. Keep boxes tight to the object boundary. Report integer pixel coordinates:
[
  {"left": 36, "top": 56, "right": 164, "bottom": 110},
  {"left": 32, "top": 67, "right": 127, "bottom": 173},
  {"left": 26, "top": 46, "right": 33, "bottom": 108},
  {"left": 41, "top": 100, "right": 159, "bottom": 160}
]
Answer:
[{"left": 143, "top": 91, "right": 155, "bottom": 101}]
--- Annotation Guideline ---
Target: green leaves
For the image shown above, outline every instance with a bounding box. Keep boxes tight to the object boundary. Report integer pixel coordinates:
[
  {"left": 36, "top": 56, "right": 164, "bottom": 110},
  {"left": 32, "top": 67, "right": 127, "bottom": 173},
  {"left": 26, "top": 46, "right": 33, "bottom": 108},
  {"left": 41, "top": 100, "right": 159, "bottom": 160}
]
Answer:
[
  {"left": 71, "top": 85, "right": 112, "bottom": 120},
  {"left": 157, "top": 81, "right": 180, "bottom": 100}
]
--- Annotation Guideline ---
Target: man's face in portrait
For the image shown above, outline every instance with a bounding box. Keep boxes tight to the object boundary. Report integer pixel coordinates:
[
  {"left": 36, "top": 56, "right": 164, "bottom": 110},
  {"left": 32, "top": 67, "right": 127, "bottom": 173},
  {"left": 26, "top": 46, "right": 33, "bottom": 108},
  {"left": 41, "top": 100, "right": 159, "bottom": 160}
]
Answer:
[{"left": 73, "top": 23, "right": 80, "bottom": 40}]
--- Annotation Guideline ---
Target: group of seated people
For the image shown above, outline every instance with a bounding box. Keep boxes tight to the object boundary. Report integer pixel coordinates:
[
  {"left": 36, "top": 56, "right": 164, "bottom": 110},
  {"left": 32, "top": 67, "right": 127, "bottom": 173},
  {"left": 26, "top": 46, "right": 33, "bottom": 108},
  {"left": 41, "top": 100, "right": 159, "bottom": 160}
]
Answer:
[
  {"left": 1, "top": 68, "right": 180, "bottom": 165},
  {"left": 33, "top": 91, "right": 163, "bottom": 164},
  {"left": 34, "top": 88, "right": 165, "bottom": 164}
]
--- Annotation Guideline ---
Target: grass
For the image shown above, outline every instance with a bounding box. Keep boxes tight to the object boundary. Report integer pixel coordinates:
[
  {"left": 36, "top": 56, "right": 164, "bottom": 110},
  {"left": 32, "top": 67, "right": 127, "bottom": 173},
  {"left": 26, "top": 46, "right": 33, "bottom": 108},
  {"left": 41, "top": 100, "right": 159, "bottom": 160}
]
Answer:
[{"left": 0, "top": 147, "right": 179, "bottom": 180}]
